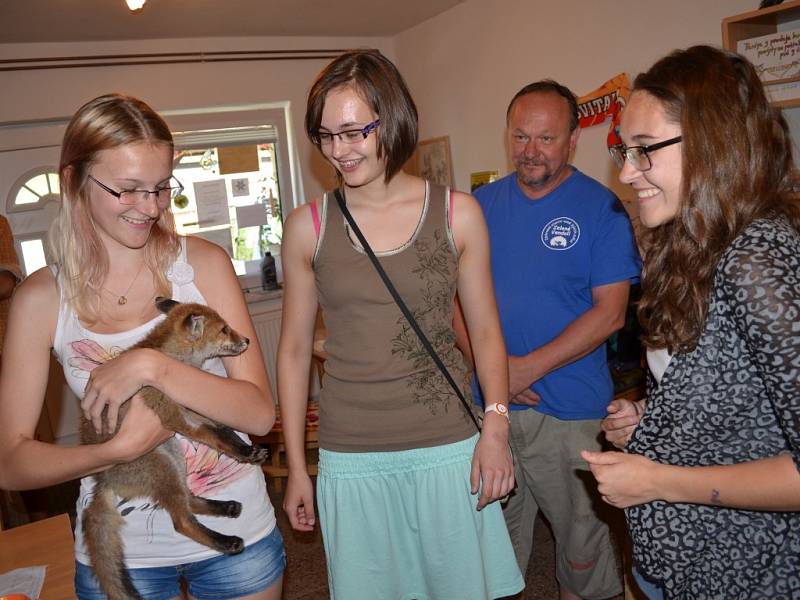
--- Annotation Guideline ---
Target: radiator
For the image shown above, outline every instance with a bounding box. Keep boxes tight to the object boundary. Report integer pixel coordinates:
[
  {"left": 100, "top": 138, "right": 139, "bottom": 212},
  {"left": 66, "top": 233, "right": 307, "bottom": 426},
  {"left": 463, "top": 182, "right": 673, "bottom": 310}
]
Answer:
[{"left": 252, "top": 310, "right": 282, "bottom": 400}]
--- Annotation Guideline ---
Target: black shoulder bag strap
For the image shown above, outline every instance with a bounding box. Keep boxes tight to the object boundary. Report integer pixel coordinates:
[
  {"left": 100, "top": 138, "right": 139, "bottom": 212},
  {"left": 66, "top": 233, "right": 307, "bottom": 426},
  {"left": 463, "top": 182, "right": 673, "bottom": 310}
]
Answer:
[{"left": 333, "top": 188, "right": 481, "bottom": 433}]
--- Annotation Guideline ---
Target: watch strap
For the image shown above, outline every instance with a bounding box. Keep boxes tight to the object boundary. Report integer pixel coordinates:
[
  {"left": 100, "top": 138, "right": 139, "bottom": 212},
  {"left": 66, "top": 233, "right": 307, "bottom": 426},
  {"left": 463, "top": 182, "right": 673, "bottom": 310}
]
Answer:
[{"left": 484, "top": 402, "right": 510, "bottom": 420}]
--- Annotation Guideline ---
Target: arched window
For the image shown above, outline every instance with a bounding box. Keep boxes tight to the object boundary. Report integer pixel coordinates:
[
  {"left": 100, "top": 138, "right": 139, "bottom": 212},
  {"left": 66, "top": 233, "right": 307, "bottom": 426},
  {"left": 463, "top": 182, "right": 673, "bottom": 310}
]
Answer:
[
  {"left": 7, "top": 167, "right": 60, "bottom": 213},
  {"left": 5, "top": 168, "right": 60, "bottom": 275}
]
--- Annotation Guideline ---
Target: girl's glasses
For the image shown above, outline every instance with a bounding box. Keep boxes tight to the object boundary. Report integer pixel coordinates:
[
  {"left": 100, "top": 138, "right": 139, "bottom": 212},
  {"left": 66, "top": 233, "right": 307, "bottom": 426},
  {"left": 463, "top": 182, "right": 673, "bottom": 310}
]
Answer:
[
  {"left": 311, "top": 119, "right": 380, "bottom": 146},
  {"left": 609, "top": 136, "right": 682, "bottom": 171}
]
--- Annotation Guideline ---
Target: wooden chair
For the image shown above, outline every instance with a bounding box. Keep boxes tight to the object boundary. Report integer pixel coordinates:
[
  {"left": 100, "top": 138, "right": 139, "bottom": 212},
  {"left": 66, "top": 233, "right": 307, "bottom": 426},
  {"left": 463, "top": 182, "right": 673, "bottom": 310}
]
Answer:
[{"left": 256, "top": 401, "right": 319, "bottom": 494}]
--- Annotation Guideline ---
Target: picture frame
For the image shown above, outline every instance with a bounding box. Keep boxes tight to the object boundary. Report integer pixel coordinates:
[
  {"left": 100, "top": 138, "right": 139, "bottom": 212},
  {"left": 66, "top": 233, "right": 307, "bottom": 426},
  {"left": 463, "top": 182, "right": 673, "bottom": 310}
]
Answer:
[{"left": 415, "top": 136, "right": 454, "bottom": 188}]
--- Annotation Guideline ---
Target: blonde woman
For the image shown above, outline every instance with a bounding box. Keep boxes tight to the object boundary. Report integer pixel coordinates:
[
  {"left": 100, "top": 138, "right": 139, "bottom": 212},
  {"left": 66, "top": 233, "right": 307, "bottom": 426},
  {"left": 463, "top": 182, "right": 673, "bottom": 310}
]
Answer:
[{"left": 0, "top": 94, "right": 284, "bottom": 599}]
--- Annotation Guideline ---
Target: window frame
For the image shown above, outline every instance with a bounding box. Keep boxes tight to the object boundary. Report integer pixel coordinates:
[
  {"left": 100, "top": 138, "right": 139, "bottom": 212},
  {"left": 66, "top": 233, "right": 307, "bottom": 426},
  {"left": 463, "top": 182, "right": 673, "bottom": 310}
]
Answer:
[{"left": 6, "top": 166, "right": 61, "bottom": 214}]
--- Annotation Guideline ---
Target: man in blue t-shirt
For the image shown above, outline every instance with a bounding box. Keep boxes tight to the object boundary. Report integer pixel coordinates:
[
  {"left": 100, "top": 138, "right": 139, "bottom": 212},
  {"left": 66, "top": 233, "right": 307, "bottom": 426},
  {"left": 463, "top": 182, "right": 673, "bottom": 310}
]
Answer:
[{"left": 467, "top": 81, "right": 640, "bottom": 600}]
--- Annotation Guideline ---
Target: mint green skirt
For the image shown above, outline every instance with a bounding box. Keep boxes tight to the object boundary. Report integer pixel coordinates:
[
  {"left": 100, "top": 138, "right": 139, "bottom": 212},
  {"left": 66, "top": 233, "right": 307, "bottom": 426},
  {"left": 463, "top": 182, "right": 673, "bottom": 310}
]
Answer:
[{"left": 317, "top": 434, "right": 524, "bottom": 600}]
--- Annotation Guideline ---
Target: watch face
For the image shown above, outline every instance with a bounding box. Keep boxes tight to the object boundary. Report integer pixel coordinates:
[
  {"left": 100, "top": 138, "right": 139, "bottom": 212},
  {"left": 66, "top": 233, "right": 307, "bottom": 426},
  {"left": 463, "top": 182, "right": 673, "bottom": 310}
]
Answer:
[{"left": 496, "top": 403, "right": 508, "bottom": 415}]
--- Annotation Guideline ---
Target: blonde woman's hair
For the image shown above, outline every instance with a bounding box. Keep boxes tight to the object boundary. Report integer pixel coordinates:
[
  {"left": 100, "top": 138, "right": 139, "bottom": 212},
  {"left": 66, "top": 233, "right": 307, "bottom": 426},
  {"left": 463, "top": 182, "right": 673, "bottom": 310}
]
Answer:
[{"left": 50, "top": 93, "right": 180, "bottom": 324}]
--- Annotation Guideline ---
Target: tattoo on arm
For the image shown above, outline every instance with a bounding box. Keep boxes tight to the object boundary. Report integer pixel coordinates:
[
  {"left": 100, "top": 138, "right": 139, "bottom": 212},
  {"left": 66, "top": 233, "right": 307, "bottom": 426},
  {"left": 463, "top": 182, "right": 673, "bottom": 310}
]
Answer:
[{"left": 710, "top": 488, "right": 721, "bottom": 505}]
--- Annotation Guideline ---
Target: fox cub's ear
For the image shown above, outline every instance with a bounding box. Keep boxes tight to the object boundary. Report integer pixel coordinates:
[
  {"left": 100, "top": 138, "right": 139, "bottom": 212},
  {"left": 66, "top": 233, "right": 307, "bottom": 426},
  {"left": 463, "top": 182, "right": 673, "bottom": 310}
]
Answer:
[
  {"left": 156, "top": 297, "right": 180, "bottom": 314},
  {"left": 184, "top": 313, "right": 206, "bottom": 340}
]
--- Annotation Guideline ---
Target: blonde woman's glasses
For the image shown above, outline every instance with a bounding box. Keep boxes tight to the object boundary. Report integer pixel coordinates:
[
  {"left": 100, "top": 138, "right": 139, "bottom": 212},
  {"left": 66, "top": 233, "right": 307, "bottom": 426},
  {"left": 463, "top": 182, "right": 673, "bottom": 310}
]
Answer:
[{"left": 89, "top": 174, "right": 184, "bottom": 206}]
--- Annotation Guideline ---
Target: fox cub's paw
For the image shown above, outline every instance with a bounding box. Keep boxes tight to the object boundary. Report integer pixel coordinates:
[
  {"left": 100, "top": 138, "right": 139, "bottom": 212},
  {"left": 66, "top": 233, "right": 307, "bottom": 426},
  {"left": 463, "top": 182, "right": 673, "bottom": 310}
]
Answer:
[
  {"left": 221, "top": 499, "right": 243, "bottom": 518},
  {"left": 203, "top": 498, "right": 242, "bottom": 518},
  {"left": 245, "top": 445, "right": 271, "bottom": 465},
  {"left": 213, "top": 533, "right": 245, "bottom": 555}
]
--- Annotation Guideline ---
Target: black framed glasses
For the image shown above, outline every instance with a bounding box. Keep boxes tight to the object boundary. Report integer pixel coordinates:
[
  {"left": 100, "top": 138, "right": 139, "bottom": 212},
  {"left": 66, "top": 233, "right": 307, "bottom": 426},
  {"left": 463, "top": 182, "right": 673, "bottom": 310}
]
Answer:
[
  {"left": 88, "top": 174, "right": 184, "bottom": 206},
  {"left": 609, "top": 136, "right": 682, "bottom": 171},
  {"left": 311, "top": 119, "right": 380, "bottom": 146}
]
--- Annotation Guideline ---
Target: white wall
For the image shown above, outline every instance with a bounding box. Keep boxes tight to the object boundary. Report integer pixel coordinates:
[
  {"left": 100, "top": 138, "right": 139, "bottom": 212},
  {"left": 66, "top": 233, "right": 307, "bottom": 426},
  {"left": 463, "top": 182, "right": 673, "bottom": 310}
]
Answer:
[
  {"left": 395, "top": 0, "right": 755, "bottom": 200},
  {"left": 0, "top": 35, "right": 396, "bottom": 204}
]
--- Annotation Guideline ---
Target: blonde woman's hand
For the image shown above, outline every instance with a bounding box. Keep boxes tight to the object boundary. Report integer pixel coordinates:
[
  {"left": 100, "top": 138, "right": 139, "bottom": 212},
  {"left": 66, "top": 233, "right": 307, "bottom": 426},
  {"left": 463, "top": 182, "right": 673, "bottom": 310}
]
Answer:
[
  {"left": 106, "top": 394, "right": 173, "bottom": 463},
  {"left": 82, "top": 348, "right": 161, "bottom": 434}
]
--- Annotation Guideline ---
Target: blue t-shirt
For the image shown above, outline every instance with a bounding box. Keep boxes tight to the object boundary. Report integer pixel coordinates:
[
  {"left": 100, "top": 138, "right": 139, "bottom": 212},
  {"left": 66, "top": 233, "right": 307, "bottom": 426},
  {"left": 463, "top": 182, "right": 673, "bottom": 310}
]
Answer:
[{"left": 473, "top": 169, "right": 641, "bottom": 419}]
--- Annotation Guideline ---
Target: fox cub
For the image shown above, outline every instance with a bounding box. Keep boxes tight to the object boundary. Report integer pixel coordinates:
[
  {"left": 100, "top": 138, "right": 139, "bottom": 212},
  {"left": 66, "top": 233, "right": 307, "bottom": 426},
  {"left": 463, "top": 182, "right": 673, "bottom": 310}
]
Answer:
[{"left": 80, "top": 298, "right": 269, "bottom": 600}]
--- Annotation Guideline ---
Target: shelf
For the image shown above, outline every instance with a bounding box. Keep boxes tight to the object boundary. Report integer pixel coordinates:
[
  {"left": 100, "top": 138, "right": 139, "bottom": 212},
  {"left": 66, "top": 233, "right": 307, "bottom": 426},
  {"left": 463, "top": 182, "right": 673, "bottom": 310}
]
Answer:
[
  {"left": 723, "top": 0, "right": 800, "bottom": 108},
  {"left": 722, "top": 0, "right": 800, "bottom": 48}
]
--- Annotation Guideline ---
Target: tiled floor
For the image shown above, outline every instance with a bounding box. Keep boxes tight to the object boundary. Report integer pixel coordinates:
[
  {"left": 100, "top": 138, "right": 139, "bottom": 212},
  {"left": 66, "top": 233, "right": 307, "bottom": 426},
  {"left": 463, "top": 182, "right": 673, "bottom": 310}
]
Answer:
[{"left": 273, "top": 478, "right": 626, "bottom": 600}]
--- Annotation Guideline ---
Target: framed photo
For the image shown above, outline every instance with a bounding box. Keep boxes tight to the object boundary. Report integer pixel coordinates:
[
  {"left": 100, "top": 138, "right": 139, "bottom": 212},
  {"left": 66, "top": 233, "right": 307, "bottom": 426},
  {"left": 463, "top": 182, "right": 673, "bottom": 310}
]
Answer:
[
  {"left": 416, "top": 136, "right": 453, "bottom": 188},
  {"left": 470, "top": 170, "right": 499, "bottom": 193}
]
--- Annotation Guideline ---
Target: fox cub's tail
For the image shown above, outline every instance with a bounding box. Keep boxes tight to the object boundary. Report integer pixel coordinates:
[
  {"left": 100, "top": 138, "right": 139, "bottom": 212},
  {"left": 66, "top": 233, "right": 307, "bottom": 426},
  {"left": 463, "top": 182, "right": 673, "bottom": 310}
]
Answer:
[{"left": 83, "top": 486, "right": 141, "bottom": 600}]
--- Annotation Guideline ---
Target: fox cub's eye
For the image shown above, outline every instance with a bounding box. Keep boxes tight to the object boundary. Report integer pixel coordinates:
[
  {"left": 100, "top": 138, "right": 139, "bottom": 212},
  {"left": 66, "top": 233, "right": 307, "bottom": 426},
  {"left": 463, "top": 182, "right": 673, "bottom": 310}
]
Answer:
[{"left": 221, "top": 325, "right": 230, "bottom": 335}]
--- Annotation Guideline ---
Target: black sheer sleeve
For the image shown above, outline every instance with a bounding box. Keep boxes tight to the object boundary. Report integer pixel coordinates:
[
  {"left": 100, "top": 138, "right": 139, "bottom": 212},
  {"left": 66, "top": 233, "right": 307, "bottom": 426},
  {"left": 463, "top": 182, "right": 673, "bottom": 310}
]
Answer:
[{"left": 720, "top": 217, "right": 800, "bottom": 472}]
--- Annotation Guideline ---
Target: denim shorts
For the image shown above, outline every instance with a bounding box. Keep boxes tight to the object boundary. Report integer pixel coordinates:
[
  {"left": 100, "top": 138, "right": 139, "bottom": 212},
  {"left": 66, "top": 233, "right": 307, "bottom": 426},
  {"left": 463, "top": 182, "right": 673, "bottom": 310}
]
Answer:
[
  {"left": 632, "top": 567, "right": 664, "bottom": 600},
  {"left": 75, "top": 526, "right": 285, "bottom": 600}
]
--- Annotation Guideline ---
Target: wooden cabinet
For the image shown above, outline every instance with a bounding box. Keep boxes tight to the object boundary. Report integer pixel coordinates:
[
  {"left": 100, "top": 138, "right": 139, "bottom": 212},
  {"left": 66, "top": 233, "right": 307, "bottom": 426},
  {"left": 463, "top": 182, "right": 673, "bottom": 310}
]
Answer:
[{"left": 723, "top": 0, "right": 800, "bottom": 107}]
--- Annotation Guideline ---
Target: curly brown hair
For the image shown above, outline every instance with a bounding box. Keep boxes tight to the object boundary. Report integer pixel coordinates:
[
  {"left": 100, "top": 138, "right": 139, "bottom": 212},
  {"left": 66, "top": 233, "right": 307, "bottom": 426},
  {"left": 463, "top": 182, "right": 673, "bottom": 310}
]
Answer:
[{"left": 632, "top": 45, "right": 800, "bottom": 353}]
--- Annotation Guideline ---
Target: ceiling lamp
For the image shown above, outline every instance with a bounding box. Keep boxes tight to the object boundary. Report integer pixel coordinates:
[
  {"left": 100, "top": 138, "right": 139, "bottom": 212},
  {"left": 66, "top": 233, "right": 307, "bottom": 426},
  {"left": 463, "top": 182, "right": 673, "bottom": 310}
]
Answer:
[{"left": 126, "top": 0, "right": 146, "bottom": 11}]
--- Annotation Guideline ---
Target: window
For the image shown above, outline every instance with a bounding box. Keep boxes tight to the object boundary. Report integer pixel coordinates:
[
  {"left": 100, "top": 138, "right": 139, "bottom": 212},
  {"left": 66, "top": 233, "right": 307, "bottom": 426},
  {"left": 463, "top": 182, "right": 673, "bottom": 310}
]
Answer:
[
  {"left": 166, "top": 105, "right": 299, "bottom": 291},
  {"left": 1, "top": 104, "right": 301, "bottom": 286},
  {"left": 9, "top": 168, "right": 60, "bottom": 211},
  {"left": 19, "top": 236, "right": 48, "bottom": 275},
  {"left": 6, "top": 168, "right": 61, "bottom": 275},
  {"left": 171, "top": 139, "right": 283, "bottom": 283}
]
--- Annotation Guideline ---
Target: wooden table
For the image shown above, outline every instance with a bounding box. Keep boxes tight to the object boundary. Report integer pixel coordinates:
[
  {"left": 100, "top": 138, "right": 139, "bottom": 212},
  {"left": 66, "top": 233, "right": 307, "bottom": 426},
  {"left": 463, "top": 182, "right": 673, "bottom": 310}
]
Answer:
[{"left": 0, "top": 513, "right": 75, "bottom": 599}]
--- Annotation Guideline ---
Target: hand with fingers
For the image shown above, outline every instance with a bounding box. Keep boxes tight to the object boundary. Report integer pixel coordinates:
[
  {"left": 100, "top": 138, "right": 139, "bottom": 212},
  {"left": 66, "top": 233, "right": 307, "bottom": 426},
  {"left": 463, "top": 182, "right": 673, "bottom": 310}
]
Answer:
[
  {"left": 82, "top": 348, "right": 158, "bottom": 434},
  {"left": 508, "top": 355, "right": 540, "bottom": 406},
  {"left": 601, "top": 398, "right": 643, "bottom": 449},
  {"left": 511, "top": 388, "right": 541, "bottom": 406},
  {"left": 284, "top": 471, "right": 316, "bottom": 531},
  {"left": 471, "top": 423, "right": 515, "bottom": 510},
  {"left": 581, "top": 449, "right": 659, "bottom": 509},
  {"left": 107, "top": 394, "right": 174, "bottom": 463}
]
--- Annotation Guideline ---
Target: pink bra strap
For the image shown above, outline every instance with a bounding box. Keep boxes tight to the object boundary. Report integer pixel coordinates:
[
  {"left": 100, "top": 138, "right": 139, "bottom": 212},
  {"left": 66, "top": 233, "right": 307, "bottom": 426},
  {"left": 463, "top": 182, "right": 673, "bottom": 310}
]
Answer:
[
  {"left": 449, "top": 190, "right": 454, "bottom": 228},
  {"left": 310, "top": 201, "right": 321, "bottom": 239}
]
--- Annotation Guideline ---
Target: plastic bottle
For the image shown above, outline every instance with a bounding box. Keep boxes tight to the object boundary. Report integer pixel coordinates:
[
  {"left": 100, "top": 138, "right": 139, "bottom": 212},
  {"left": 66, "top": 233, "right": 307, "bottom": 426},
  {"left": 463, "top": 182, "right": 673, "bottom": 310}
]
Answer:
[{"left": 260, "top": 251, "right": 279, "bottom": 291}]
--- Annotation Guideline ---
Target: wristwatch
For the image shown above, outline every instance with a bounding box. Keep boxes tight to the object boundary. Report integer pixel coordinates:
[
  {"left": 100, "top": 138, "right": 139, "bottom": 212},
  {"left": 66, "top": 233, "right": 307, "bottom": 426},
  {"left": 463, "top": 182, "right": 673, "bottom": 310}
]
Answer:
[{"left": 484, "top": 402, "right": 510, "bottom": 421}]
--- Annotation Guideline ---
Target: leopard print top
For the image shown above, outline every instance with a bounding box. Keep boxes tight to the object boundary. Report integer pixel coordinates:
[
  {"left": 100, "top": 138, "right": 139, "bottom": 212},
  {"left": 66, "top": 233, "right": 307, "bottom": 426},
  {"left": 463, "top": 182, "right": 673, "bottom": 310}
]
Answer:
[{"left": 626, "top": 215, "right": 800, "bottom": 600}]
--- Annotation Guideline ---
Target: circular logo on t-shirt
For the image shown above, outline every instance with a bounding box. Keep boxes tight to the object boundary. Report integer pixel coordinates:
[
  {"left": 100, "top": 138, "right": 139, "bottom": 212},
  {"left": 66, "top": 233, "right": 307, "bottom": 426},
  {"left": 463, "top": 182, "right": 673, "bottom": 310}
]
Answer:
[{"left": 541, "top": 217, "right": 580, "bottom": 251}]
